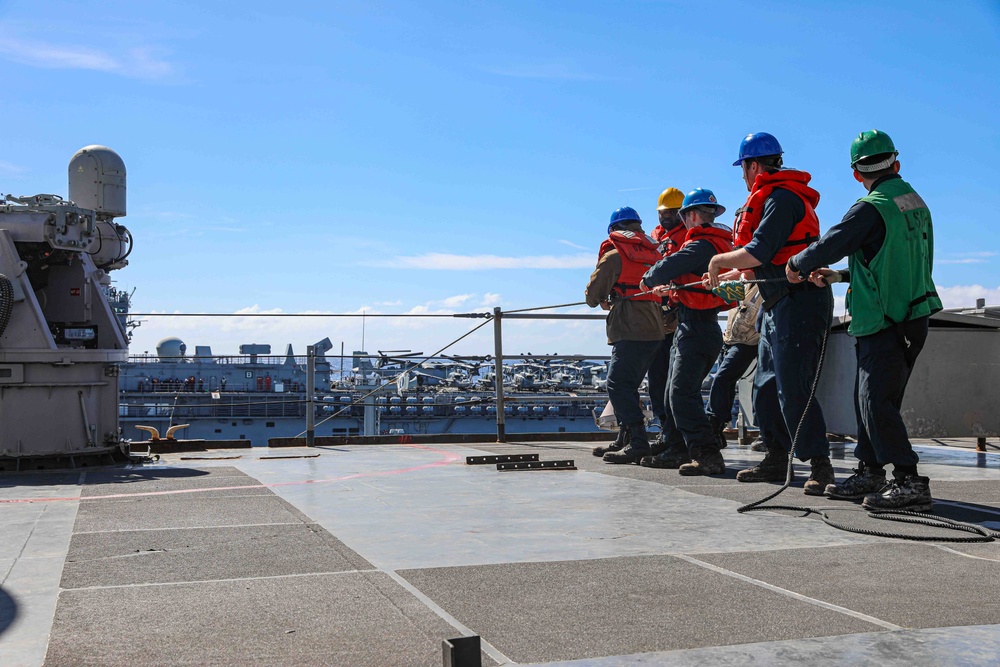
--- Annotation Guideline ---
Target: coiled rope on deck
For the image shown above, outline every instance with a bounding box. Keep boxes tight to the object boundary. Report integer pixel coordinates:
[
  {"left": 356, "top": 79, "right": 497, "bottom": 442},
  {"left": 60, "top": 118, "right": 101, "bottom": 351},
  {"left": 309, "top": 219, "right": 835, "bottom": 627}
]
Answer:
[{"left": 736, "top": 286, "right": 1000, "bottom": 543}]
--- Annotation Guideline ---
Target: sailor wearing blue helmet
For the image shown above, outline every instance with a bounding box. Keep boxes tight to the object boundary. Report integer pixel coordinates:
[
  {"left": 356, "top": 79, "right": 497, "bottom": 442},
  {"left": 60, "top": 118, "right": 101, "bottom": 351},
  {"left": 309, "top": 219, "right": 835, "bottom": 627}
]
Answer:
[
  {"left": 586, "top": 206, "right": 664, "bottom": 464},
  {"left": 638, "top": 189, "right": 734, "bottom": 476},
  {"left": 705, "top": 132, "right": 835, "bottom": 495}
]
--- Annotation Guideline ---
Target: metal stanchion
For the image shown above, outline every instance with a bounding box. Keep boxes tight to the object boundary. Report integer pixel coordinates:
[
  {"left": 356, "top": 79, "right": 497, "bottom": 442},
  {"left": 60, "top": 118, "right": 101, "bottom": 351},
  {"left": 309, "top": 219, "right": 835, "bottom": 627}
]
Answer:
[
  {"left": 492, "top": 307, "right": 506, "bottom": 443},
  {"left": 306, "top": 345, "right": 315, "bottom": 447}
]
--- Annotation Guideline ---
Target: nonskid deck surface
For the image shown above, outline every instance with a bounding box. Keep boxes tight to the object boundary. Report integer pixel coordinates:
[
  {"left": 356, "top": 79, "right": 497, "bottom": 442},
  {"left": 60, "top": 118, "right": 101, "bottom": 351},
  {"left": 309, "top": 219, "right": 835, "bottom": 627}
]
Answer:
[{"left": 1, "top": 439, "right": 999, "bottom": 666}]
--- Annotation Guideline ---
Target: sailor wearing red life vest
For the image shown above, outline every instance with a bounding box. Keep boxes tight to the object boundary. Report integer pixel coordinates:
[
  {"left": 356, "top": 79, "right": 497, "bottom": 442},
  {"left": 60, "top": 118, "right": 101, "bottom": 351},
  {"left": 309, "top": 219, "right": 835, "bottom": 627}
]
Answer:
[
  {"left": 704, "top": 132, "right": 834, "bottom": 494},
  {"left": 638, "top": 188, "right": 734, "bottom": 476},
  {"left": 642, "top": 187, "right": 689, "bottom": 458},
  {"left": 586, "top": 206, "right": 664, "bottom": 463}
]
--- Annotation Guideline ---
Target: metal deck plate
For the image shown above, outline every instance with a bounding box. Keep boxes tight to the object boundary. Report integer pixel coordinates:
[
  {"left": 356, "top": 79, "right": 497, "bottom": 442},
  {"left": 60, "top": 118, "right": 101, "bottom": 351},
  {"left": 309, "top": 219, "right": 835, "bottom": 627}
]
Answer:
[{"left": 1, "top": 439, "right": 998, "bottom": 666}]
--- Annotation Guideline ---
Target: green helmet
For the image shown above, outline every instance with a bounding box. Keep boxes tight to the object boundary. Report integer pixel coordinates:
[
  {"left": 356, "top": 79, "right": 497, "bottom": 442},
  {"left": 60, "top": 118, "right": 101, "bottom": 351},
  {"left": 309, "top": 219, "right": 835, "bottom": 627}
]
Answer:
[{"left": 850, "top": 130, "right": 897, "bottom": 171}]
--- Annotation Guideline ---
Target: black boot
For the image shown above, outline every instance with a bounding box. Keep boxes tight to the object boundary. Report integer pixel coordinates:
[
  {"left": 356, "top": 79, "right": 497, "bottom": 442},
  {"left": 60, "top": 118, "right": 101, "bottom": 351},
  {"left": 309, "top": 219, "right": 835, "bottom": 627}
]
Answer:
[
  {"left": 640, "top": 442, "right": 690, "bottom": 468},
  {"left": 803, "top": 456, "right": 835, "bottom": 496},
  {"left": 603, "top": 422, "right": 651, "bottom": 464},
  {"left": 862, "top": 474, "right": 932, "bottom": 512},
  {"left": 736, "top": 446, "right": 791, "bottom": 483},
  {"left": 648, "top": 429, "right": 668, "bottom": 457},
  {"left": 825, "top": 462, "right": 887, "bottom": 500},
  {"left": 679, "top": 445, "right": 727, "bottom": 476},
  {"left": 708, "top": 415, "right": 728, "bottom": 450},
  {"left": 593, "top": 425, "right": 629, "bottom": 457}
]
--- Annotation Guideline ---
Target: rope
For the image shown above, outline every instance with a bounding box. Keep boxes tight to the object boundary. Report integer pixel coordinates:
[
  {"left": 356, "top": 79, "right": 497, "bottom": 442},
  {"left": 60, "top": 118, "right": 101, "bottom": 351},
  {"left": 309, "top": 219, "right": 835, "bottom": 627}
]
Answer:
[
  {"left": 294, "top": 317, "right": 493, "bottom": 437},
  {"left": 737, "top": 287, "right": 1000, "bottom": 543}
]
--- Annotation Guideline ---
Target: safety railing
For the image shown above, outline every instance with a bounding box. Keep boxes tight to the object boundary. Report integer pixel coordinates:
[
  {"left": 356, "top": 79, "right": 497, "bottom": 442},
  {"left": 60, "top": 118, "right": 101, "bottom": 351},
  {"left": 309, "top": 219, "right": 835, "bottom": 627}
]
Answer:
[{"left": 125, "top": 305, "right": 725, "bottom": 445}]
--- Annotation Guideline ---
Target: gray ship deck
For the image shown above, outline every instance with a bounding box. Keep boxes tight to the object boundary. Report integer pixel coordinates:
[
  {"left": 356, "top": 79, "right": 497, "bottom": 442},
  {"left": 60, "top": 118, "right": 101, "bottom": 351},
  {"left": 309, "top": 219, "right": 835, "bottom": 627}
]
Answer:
[{"left": 2, "top": 438, "right": 999, "bottom": 666}]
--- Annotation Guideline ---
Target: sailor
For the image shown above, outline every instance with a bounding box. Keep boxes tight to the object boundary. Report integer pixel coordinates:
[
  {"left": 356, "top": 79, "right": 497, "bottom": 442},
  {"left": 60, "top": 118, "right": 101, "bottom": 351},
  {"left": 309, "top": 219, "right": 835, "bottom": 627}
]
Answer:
[
  {"left": 705, "top": 283, "right": 762, "bottom": 448},
  {"left": 639, "top": 189, "right": 734, "bottom": 475},
  {"left": 644, "top": 187, "right": 688, "bottom": 457},
  {"left": 585, "top": 206, "right": 664, "bottom": 464},
  {"left": 704, "top": 132, "right": 834, "bottom": 494},
  {"left": 788, "top": 130, "right": 942, "bottom": 512}
]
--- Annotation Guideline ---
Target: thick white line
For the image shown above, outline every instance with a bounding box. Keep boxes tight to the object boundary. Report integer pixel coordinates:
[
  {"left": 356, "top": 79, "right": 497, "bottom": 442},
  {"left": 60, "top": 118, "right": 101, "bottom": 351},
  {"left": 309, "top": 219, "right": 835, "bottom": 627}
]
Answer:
[
  {"left": 385, "top": 570, "right": 516, "bottom": 665},
  {"left": 675, "top": 554, "right": 903, "bottom": 631}
]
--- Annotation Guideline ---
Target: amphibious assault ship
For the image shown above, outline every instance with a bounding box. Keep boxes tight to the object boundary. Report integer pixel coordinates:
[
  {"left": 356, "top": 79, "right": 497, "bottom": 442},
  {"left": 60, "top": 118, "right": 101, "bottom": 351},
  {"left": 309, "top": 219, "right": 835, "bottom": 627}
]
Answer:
[{"left": 117, "top": 331, "right": 615, "bottom": 445}]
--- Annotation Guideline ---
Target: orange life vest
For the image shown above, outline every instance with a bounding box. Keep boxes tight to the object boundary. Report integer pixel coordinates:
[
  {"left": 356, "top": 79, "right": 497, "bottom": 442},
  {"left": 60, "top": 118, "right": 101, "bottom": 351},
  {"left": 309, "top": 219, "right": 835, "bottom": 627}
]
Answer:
[
  {"left": 651, "top": 222, "right": 687, "bottom": 258},
  {"left": 733, "top": 169, "right": 820, "bottom": 265},
  {"left": 598, "top": 229, "right": 662, "bottom": 303},
  {"left": 672, "top": 224, "right": 736, "bottom": 311}
]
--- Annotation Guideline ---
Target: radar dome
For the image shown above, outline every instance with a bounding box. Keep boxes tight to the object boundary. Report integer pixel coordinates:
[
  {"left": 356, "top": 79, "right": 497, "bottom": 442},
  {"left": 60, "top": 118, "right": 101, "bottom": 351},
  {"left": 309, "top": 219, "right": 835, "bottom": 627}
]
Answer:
[
  {"left": 68, "top": 145, "right": 126, "bottom": 219},
  {"left": 156, "top": 337, "right": 187, "bottom": 360}
]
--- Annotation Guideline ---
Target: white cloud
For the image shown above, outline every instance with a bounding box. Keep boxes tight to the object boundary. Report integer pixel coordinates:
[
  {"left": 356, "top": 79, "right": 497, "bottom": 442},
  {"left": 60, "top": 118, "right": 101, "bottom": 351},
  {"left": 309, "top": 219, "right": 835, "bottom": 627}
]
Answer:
[
  {"left": 368, "top": 252, "right": 594, "bottom": 270},
  {"left": 937, "top": 251, "right": 996, "bottom": 265},
  {"left": 558, "top": 239, "right": 589, "bottom": 251},
  {"left": 441, "top": 293, "right": 475, "bottom": 308},
  {"left": 0, "top": 161, "right": 27, "bottom": 175},
  {"left": 936, "top": 285, "right": 1000, "bottom": 309},
  {"left": 481, "top": 293, "right": 502, "bottom": 307},
  {"left": 0, "top": 36, "right": 173, "bottom": 80}
]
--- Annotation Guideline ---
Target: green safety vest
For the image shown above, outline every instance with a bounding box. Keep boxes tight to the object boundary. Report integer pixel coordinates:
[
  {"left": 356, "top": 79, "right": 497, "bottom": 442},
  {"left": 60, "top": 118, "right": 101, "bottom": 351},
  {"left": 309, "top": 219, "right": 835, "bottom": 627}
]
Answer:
[{"left": 846, "top": 177, "right": 942, "bottom": 337}]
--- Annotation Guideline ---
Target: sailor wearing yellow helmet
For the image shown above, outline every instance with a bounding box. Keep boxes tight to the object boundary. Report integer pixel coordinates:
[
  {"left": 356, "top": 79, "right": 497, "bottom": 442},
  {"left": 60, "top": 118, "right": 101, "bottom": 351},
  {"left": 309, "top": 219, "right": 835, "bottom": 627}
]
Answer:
[{"left": 642, "top": 187, "right": 688, "bottom": 459}]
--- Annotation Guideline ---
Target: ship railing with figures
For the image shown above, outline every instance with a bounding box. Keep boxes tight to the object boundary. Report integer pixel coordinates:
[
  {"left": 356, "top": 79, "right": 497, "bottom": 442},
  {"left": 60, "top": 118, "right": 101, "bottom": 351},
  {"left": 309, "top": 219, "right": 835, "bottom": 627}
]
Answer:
[{"left": 125, "top": 304, "right": 728, "bottom": 443}]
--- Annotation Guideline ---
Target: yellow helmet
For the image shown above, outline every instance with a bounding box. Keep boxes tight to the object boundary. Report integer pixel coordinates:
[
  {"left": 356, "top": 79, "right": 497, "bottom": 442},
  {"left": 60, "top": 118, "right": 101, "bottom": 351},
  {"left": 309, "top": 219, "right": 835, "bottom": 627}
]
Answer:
[{"left": 657, "top": 187, "right": 684, "bottom": 211}]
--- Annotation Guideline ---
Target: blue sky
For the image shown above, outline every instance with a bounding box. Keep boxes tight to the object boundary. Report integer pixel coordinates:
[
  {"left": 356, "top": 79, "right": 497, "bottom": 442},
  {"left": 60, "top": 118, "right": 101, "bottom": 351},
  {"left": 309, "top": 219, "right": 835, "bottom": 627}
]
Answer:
[{"left": 2, "top": 0, "right": 999, "bottom": 357}]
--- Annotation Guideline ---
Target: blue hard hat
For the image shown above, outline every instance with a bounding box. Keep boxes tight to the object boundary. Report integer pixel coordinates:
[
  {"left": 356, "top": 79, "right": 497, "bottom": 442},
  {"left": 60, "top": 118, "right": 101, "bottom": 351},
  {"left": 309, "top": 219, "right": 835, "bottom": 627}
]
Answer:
[
  {"left": 679, "top": 188, "right": 726, "bottom": 216},
  {"left": 608, "top": 206, "right": 642, "bottom": 234},
  {"left": 733, "top": 132, "right": 783, "bottom": 166}
]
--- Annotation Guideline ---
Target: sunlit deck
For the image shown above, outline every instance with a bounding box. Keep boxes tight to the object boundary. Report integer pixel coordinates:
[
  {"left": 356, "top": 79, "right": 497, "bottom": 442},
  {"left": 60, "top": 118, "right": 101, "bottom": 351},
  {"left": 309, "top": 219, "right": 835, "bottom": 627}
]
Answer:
[{"left": 2, "top": 437, "right": 999, "bottom": 666}]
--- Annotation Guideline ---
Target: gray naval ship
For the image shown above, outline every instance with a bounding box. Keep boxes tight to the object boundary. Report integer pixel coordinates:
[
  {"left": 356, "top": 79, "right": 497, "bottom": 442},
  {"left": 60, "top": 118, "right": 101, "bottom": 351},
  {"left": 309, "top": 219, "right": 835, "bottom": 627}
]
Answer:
[{"left": 117, "top": 331, "right": 614, "bottom": 445}]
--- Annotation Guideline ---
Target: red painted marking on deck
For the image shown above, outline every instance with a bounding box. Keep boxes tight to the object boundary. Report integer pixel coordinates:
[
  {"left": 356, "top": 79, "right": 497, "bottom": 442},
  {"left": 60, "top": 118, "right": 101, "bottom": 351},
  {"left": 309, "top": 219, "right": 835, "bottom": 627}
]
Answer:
[{"left": 0, "top": 445, "right": 462, "bottom": 504}]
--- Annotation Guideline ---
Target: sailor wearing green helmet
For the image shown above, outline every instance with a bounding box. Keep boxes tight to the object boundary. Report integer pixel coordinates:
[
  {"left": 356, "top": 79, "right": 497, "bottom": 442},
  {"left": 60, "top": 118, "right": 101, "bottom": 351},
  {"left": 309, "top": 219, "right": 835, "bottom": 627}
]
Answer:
[{"left": 786, "top": 129, "right": 942, "bottom": 512}]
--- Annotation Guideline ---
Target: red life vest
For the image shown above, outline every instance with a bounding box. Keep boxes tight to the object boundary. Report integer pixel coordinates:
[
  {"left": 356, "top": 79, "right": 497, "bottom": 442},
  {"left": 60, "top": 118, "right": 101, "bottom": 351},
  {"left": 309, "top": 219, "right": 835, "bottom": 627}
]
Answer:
[
  {"left": 651, "top": 223, "right": 689, "bottom": 309},
  {"left": 673, "top": 224, "right": 737, "bottom": 311},
  {"left": 598, "top": 229, "right": 662, "bottom": 303},
  {"left": 733, "top": 169, "right": 821, "bottom": 265},
  {"left": 651, "top": 222, "right": 688, "bottom": 258}
]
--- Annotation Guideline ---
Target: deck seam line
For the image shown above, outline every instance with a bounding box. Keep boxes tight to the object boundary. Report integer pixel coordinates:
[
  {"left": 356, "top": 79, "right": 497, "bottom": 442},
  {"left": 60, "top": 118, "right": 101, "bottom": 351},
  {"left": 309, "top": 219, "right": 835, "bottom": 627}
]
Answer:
[
  {"left": 63, "top": 569, "right": 381, "bottom": 591},
  {"left": 385, "top": 570, "right": 516, "bottom": 665},
  {"left": 931, "top": 544, "right": 1000, "bottom": 562},
  {"left": 674, "top": 554, "right": 903, "bottom": 631},
  {"left": 72, "top": 521, "right": 307, "bottom": 534}
]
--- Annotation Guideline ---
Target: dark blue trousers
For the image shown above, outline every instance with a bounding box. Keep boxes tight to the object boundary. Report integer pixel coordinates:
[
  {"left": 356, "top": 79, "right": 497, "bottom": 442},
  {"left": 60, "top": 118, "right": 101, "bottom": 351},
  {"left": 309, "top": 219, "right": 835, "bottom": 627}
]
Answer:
[
  {"left": 707, "top": 342, "right": 758, "bottom": 425},
  {"left": 668, "top": 315, "right": 723, "bottom": 454},
  {"left": 647, "top": 333, "right": 675, "bottom": 423},
  {"left": 607, "top": 339, "right": 661, "bottom": 426},
  {"left": 753, "top": 288, "right": 832, "bottom": 461},
  {"left": 853, "top": 317, "right": 929, "bottom": 468}
]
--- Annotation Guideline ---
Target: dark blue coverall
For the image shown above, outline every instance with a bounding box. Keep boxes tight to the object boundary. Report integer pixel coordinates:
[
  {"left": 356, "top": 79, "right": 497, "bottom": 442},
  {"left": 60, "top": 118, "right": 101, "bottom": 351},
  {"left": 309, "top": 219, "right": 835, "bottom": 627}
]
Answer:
[
  {"left": 707, "top": 342, "right": 758, "bottom": 425},
  {"left": 643, "top": 240, "right": 723, "bottom": 455},
  {"left": 744, "top": 189, "right": 832, "bottom": 461}
]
